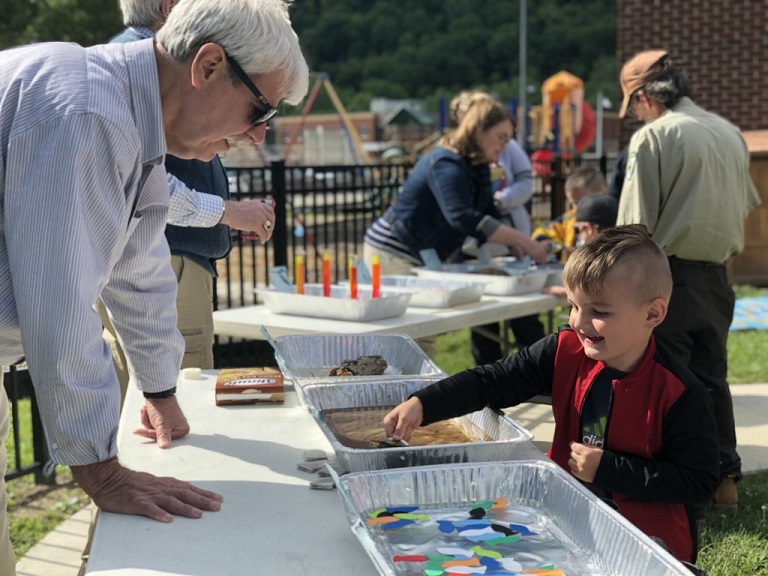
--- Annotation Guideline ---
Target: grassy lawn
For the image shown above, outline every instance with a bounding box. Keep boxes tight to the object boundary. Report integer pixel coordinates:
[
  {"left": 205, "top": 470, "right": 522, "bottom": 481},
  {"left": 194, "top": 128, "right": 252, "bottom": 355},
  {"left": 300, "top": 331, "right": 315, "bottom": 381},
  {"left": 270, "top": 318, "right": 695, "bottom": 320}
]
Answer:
[
  {"left": 697, "top": 474, "right": 768, "bottom": 575},
  {"left": 4, "top": 284, "right": 768, "bottom": 572}
]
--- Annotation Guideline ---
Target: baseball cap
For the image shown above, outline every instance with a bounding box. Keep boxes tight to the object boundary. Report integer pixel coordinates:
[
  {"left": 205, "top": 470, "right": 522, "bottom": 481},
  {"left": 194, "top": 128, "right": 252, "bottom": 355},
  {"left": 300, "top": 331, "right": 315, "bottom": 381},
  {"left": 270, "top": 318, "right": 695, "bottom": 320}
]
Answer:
[
  {"left": 619, "top": 50, "right": 669, "bottom": 117},
  {"left": 575, "top": 195, "right": 618, "bottom": 229}
]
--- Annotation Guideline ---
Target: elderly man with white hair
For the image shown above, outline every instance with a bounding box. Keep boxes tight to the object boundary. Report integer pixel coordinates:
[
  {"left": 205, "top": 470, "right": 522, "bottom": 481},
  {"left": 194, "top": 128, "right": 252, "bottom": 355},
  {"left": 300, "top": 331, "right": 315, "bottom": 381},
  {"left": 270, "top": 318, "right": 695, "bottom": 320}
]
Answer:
[{"left": 0, "top": 1, "right": 308, "bottom": 571}]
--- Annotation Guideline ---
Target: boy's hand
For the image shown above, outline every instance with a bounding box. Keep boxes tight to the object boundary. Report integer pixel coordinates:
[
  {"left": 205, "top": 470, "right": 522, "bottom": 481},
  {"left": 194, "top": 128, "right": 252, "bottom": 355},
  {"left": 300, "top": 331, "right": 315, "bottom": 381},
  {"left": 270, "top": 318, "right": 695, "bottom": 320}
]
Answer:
[
  {"left": 383, "top": 397, "right": 423, "bottom": 442},
  {"left": 568, "top": 441, "right": 603, "bottom": 483}
]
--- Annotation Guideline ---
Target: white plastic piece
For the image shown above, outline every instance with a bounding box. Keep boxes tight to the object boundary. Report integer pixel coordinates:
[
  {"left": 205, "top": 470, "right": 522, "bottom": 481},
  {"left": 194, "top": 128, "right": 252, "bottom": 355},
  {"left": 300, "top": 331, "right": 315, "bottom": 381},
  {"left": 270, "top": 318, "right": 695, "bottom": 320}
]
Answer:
[{"left": 182, "top": 367, "right": 202, "bottom": 380}]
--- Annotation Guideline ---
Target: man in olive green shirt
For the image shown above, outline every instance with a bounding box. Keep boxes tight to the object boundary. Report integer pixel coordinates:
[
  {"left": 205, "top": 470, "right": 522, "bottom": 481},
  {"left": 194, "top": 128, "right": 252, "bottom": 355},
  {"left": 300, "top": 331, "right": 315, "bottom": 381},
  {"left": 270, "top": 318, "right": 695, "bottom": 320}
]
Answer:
[{"left": 616, "top": 50, "right": 760, "bottom": 513}]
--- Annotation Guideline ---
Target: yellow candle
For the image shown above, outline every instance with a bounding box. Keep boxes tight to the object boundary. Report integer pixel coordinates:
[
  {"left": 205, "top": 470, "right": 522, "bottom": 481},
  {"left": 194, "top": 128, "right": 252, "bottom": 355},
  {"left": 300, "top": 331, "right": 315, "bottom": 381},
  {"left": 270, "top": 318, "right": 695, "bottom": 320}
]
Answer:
[{"left": 295, "top": 255, "right": 304, "bottom": 294}]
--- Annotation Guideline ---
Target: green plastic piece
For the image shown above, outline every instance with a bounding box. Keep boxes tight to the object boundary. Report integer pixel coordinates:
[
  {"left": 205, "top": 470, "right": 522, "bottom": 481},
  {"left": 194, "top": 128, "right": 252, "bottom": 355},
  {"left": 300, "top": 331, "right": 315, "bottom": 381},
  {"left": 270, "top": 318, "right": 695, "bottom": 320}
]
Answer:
[
  {"left": 367, "top": 507, "right": 387, "bottom": 519},
  {"left": 484, "top": 534, "right": 521, "bottom": 546},
  {"left": 471, "top": 545, "right": 502, "bottom": 559},
  {"left": 394, "top": 513, "right": 430, "bottom": 521}
]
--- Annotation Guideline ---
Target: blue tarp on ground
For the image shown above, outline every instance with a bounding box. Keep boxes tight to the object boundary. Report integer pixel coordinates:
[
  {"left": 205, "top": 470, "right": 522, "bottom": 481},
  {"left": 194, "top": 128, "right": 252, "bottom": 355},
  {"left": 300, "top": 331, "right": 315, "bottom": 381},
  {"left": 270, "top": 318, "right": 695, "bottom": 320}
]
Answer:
[{"left": 731, "top": 296, "right": 768, "bottom": 331}]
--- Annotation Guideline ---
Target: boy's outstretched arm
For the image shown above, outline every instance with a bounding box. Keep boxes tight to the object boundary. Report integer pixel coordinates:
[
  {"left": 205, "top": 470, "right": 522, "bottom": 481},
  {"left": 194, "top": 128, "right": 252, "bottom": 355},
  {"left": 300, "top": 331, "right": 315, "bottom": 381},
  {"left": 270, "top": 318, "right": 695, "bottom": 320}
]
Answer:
[{"left": 383, "top": 397, "right": 423, "bottom": 442}]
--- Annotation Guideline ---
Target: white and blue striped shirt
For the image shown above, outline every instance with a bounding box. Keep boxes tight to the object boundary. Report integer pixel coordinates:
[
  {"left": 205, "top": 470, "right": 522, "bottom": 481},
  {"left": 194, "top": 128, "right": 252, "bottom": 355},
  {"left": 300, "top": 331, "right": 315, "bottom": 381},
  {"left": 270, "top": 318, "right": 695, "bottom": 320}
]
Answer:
[
  {"left": 121, "top": 26, "right": 224, "bottom": 228},
  {"left": 0, "top": 39, "right": 184, "bottom": 465}
]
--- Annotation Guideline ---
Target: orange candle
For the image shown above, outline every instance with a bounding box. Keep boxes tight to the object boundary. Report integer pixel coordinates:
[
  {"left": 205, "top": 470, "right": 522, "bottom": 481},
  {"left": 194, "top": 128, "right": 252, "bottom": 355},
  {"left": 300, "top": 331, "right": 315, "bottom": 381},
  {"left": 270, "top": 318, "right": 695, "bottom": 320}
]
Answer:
[
  {"left": 349, "top": 258, "right": 358, "bottom": 300},
  {"left": 372, "top": 255, "right": 381, "bottom": 298},
  {"left": 322, "top": 253, "right": 331, "bottom": 297},
  {"left": 295, "top": 255, "right": 305, "bottom": 294}
]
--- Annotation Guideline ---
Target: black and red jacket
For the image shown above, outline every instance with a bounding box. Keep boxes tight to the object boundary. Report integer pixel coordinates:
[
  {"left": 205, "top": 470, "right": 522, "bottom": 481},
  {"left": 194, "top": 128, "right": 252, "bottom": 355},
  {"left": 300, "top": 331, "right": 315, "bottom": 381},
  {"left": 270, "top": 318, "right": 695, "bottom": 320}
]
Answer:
[{"left": 414, "top": 327, "right": 719, "bottom": 562}]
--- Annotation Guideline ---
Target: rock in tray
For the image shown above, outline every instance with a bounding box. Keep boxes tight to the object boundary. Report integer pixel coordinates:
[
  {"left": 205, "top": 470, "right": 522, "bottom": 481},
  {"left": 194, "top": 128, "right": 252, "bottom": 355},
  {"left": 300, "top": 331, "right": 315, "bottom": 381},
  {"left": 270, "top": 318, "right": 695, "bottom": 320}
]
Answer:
[{"left": 329, "top": 355, "right": 387, "bottom": 377}]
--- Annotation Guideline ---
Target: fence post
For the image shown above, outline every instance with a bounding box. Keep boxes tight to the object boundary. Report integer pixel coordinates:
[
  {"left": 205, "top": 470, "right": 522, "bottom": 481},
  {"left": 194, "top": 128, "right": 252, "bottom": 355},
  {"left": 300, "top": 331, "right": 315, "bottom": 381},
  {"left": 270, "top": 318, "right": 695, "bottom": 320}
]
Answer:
[
  {"left": 270, "top": 160, "right": 289, "bottom": 267},
  {"left": 550, "top": 156, "right": 567, "bottom": 220},
  {"left": 5, "top": 364, "right": 55, "bottom": 485},
  {"left": 599, "top": 154, "right": 608, "bottom": 177}
]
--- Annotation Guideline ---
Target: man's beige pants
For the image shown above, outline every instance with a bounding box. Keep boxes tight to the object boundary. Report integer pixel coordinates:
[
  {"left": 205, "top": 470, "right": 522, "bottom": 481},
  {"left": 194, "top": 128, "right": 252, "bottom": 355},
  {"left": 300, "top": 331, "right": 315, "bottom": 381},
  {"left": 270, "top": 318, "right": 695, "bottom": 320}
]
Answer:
[
  {"left": 99, "top": 255, "right": 215, "bottom": 404},
  {"left": 1, "top": 388, "right": 17, "bottom": 575}
]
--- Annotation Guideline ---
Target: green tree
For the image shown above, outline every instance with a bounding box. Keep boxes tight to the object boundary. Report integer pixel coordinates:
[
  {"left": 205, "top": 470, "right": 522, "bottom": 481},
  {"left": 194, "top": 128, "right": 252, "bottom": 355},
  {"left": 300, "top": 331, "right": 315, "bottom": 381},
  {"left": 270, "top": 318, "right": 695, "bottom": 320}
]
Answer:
[
  {"left": 1, "top": 0, "right": 122, "bottom": 50},
  {"left": 291, "top": 0, "right": 617, "bottom": 112},
  {"left": 2, "top": 0, "right": 619, "bottom": 114}
]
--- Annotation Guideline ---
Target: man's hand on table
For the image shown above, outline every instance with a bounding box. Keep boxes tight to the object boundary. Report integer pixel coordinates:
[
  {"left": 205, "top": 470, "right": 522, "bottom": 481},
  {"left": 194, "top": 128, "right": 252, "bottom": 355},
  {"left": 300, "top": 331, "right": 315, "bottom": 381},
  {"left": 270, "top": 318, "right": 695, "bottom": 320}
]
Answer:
[
  {"left": 134, "top": 396, "right": 190, "bottom": 448},
  {"left": 71, "top": 457, "right": 223, "bottom": 522}
]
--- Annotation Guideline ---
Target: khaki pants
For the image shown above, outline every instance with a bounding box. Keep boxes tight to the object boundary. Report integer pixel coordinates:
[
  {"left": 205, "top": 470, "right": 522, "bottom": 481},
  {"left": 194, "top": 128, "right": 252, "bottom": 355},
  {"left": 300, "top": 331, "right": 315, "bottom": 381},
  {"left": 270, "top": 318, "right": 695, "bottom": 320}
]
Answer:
[
  {"left": 100, "top": 255, "right": 215, "bottom": 405},
  {"left": 170, "top": 256, "right": 215, "bottom": 370},
  {"left": 96, "top": 302, "right": 130, "bottom": 408},
  {"left": 1, "top": 389, "right": 16, "bottom": 576},
  {"left": 362, "top": 244, "right": 436, "bottom": 359}
]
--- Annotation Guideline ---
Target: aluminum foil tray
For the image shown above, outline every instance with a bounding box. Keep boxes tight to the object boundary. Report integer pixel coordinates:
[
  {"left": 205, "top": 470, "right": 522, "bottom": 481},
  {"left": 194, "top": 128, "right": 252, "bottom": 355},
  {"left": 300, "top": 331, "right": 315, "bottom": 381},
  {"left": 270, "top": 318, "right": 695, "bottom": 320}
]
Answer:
[
  {"left": 539, "top": 261, "right": 565, "bottom": 287},
  {"left": 487, "top": 256, "right": 531, "bottom": 269},
  {"left": 471, "top": 258, "right": 565, "bottom": 288},
  {"left": 413, "top": 265, "right": 549, "bottom": 296},
  {"left": 344, "top": 275, "right": 486, "bottom": 308},
  {"left": 302, "top": 378, "right": 533, "bottom": 472},
  {"left": 271, "top": 333, "right": 445, "bottom": 388},
  {"left": 332, "top": 460, "right": 692, "bottom": 576},
  {"left": 255, "top": 284, "right": 411, "bottom": 321}
]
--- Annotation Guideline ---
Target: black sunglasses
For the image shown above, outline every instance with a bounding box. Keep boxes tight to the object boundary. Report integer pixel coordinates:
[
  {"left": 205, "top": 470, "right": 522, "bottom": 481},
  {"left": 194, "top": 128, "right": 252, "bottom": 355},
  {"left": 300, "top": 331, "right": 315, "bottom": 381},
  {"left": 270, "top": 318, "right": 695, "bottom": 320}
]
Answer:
[{"left": 225, "top": 52, "right": 278, "bottom": 127}]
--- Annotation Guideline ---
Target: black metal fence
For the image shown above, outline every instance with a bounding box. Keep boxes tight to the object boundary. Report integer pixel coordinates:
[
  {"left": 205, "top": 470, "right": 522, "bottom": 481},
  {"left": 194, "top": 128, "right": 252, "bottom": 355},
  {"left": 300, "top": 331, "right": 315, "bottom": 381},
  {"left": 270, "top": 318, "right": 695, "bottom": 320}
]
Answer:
[
  {"left": 4, "top": 365, "right": 55, "bottom": 485},
  {"left": 212, "top": 155, "right": 616, "bottom": 366},
  {"left": 6, "top": 154, "right": 615, "bottom": 483}
]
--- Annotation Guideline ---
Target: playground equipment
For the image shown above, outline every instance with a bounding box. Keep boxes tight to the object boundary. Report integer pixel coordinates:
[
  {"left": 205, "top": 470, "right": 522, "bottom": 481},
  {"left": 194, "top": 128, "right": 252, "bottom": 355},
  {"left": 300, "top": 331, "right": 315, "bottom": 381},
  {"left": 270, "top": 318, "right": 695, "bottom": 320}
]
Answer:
[
  {"left": 282, "top": 73, "right": 373, "bottom": 166},
  {"left": 529, "top": 70, "right": 596, "bottom": 161}
]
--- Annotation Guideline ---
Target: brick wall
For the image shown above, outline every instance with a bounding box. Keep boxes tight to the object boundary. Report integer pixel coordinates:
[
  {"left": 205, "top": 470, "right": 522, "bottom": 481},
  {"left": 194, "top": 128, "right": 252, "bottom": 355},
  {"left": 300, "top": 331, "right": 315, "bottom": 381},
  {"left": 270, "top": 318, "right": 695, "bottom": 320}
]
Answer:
[{"left": 618, "top": 0, "right": 768, "bottom": 143}]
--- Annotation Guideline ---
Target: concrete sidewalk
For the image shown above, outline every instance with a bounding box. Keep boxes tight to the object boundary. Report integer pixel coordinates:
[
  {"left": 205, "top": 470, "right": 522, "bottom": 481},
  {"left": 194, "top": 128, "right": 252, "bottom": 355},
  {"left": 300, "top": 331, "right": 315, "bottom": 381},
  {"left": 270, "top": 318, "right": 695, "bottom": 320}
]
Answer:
[{"left": 15, "top": 383, "right": 768, "bottom": 576}]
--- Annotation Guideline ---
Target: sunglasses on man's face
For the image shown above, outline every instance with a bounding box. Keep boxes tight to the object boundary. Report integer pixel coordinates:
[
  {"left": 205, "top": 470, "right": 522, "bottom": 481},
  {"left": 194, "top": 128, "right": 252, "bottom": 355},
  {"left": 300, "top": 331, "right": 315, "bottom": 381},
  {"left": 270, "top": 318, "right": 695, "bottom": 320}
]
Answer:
[{"left": 225, "top": 53, "right": 278, "bottom": 127}]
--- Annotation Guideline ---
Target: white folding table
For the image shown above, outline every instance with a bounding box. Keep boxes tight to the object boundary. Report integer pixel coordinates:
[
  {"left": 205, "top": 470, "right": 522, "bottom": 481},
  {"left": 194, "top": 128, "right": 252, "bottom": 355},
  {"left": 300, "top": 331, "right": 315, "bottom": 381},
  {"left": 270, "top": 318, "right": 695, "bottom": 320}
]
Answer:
[
  {"left": 213, "top": 293, "right": 564, "bottom": 340},
  {"left": 85, "top": 373, "right": 377, "bottom": 575}
]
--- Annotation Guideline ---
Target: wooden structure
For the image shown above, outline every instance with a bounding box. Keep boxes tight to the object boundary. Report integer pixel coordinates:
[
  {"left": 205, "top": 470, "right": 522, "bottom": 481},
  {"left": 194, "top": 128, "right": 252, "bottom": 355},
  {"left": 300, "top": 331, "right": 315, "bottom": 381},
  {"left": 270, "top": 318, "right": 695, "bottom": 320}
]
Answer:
[
  {"left": 282, "top": 73, "right": 374, "bottom": 166},
  {"left": 728, "top": 130, "right": 768, "bottom": 285}
]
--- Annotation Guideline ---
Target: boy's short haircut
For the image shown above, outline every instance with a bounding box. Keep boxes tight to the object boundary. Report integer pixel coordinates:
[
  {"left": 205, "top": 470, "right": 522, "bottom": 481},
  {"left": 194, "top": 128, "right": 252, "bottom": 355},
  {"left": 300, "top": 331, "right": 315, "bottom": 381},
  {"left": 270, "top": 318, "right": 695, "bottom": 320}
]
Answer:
[
  {"left": 565, "top": 166, "right": 607, "bottom": 197},
  {"left": 563, "top": 224, "right": 672, "bottom": 303}
]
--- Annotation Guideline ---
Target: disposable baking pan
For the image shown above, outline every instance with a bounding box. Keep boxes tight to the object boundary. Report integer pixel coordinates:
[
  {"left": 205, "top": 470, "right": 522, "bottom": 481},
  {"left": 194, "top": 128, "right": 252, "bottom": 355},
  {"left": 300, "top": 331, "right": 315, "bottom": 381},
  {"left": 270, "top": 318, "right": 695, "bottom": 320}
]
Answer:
[
  {"left": 342, "top": 275, "right": 487, "bottom": 308},
  {"left": 270, "top": 333, "right": 445, "bottom": 388},
  {"left": 331, "top": 459, "right": 693, "bottom": 576},
  {"left": 255, "top": 284, "right": 411, "bottom": 321},
  {"left": 539, "top": 261, "right": 565, "bottom": 287},
  {"left": 472, "top": 258, "right": 565, "bottom": 288},
  {"left": 413, "top": 265, "right": 549, "bottom": 296},
  {"left": 301, "top": 378, "right": 533, "bottom": 472}
]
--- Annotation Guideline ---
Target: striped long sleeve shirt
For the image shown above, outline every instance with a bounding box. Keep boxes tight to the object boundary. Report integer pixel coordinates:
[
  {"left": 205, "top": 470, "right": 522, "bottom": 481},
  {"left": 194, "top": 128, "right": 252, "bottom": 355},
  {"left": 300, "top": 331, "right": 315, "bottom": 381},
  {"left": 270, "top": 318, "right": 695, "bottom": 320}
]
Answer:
[
  {"left": 112, "top": 26, "right": 224, "bottom": 229},
  {"left": 0, "top": 39, "right": 184, "bottom": 465}
]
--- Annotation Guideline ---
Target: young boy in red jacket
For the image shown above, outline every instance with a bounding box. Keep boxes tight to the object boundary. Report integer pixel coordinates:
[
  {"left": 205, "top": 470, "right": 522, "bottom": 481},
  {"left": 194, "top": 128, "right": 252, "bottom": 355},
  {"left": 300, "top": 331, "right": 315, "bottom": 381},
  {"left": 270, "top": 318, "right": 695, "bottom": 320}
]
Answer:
[{"left": 384, "top": 224, "right": 719, "bottom": 565}]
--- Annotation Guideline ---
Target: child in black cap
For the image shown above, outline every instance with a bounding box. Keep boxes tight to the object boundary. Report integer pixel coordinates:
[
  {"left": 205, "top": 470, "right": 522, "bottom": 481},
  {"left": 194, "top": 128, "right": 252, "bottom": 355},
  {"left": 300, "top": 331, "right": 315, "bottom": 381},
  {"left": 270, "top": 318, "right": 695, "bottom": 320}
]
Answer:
[{"left": 544, "top": 194, "right": 618, "bottom": 298}]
